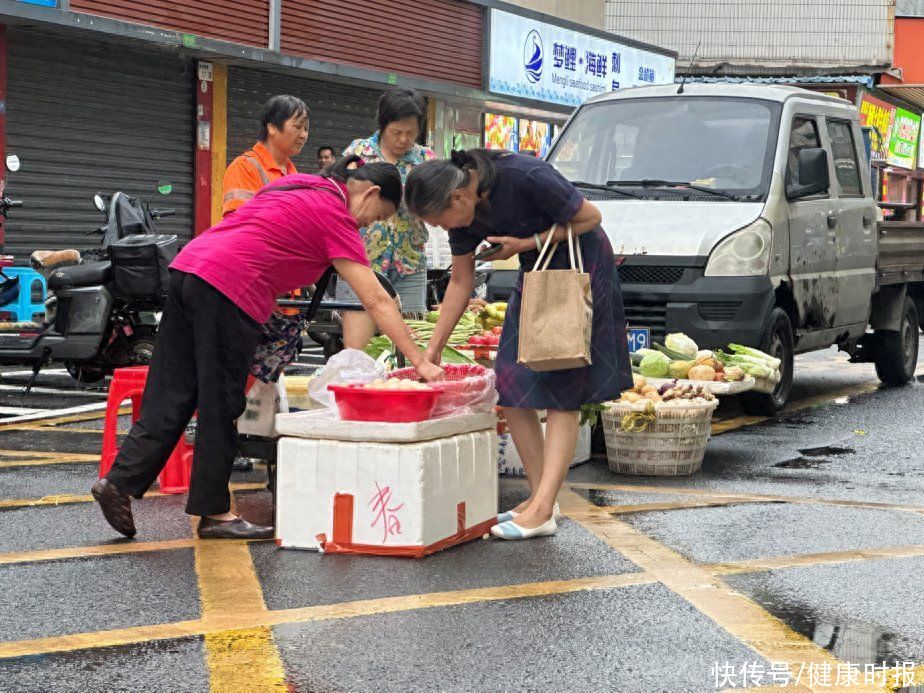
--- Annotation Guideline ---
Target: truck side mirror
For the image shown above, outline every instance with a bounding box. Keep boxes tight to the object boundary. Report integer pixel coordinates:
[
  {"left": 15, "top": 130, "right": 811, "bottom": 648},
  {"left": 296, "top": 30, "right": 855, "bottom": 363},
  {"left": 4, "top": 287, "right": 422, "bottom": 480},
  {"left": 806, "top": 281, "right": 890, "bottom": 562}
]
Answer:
[{"left": 787, "top": 147, "right": 829, "bottom": 200}]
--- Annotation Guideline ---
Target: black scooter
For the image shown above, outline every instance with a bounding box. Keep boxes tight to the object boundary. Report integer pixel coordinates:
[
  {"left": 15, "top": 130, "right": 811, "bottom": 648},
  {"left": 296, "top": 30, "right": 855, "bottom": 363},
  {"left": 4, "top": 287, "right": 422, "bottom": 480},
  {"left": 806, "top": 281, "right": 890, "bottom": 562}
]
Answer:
[{"left": 0, "top": 154, "right": 176, "bottom": 388}]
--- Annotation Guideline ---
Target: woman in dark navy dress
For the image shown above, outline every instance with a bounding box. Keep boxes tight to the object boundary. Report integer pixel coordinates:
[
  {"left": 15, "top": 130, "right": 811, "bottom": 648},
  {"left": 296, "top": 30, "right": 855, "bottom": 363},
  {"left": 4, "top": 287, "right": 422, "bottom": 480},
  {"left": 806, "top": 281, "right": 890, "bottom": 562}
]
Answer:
[{"left": 406, "top": 150, "right": 633, "bottom": 540}]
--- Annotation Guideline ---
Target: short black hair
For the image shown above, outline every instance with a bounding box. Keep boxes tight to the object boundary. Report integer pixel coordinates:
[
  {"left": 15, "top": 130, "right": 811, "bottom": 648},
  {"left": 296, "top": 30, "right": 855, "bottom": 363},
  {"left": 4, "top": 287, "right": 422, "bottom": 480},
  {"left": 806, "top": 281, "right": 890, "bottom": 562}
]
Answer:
[
  {"left": 317, "top": 146, "right": 336, "bottom": 157},
  {"left": 321, "top": 154, "right": 403, "bottom": 209},
  {"left": 260, "top": 95, "right": 309, "bottom": 141},
  {"left": 377, "top": 87, "right": 426, "bottom": 134}
]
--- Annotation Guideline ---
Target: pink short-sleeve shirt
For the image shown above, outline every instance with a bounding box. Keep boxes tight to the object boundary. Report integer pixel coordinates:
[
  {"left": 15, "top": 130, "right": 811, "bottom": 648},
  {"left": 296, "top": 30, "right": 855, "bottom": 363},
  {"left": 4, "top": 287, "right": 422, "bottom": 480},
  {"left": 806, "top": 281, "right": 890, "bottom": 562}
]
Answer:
[{"left": 171, "top": 175, "right": 369, "bottom": 324}]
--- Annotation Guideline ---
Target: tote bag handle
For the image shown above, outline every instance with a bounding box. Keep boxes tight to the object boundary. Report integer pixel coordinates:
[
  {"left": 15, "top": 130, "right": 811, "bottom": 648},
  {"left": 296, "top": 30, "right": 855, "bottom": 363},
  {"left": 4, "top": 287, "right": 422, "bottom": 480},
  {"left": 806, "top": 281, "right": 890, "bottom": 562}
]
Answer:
[{"left": 532, "top": 224, "right": 583, "bottom": 273}]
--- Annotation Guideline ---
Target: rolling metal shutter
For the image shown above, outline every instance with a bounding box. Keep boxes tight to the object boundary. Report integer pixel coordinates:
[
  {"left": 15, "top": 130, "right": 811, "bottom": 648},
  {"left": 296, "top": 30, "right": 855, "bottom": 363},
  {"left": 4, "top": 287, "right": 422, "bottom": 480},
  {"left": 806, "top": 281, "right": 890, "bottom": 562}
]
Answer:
[
  {"left": 4, "top": 27, "right": 195, "bottom": 258},
  {"left": 227, "top": 67, "right": 382, "bottom": 173}
]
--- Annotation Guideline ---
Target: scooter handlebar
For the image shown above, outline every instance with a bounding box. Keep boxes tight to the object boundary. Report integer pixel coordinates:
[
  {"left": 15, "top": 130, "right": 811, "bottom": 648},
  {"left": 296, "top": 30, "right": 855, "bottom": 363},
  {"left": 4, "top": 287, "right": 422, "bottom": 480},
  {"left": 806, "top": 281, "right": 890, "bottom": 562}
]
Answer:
[{"left": 151, "top": 209, "right": 175, "bottom": 219}]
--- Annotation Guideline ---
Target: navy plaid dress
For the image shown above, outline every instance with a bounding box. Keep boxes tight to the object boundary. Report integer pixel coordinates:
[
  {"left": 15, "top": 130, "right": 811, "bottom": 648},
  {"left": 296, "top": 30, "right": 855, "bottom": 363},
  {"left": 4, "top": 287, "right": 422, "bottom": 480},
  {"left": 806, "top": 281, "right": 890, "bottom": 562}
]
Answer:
[{"left": 449, "top": 154, "right": 633, "bottom": 410}]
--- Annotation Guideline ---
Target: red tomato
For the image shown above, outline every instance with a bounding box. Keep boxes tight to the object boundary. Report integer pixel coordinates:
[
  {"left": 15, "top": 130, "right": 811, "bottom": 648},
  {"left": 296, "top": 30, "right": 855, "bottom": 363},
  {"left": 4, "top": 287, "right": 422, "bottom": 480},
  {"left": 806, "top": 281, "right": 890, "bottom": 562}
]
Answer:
[
  {"left": 470, "top": 336, "right": 487, "bottom": 346},
  {"left": 492, "top": 327, "right": 503, "bottom": 335}
]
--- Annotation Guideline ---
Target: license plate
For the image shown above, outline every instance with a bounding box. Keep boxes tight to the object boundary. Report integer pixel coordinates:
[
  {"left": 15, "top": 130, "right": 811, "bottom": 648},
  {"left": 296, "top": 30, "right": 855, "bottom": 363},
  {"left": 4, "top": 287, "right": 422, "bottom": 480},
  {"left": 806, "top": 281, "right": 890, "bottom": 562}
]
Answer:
[{"left": 627, "top": 327, "right": 650, "bottom": 353}]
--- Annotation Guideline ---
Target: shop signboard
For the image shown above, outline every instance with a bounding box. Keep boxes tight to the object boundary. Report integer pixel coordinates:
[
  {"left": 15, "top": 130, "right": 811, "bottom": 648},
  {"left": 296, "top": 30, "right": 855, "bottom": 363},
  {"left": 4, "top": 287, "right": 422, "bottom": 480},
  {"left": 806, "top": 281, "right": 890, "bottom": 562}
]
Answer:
[
  {"left": 488, "top": 9, "right": 675, "bottom": 108},
  {"left": 887, "top": 108, "right": 921, "bottom": 169},
  {"left": 15, "top": 0, "right": 57, "bottom": 5},
  {"left": 920, "top": 127, "right": 924, "bottom": 170},
  {"left": 858, "top": 94, "right": 896, "bottom": 161}
]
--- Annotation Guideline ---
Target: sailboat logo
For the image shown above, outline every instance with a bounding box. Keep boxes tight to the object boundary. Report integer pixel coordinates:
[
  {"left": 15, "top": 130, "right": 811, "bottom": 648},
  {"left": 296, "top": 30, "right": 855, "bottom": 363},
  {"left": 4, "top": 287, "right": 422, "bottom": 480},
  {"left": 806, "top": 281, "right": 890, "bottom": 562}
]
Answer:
[{"left": 524, "top": 30, "right": 543, "bottom": 83}]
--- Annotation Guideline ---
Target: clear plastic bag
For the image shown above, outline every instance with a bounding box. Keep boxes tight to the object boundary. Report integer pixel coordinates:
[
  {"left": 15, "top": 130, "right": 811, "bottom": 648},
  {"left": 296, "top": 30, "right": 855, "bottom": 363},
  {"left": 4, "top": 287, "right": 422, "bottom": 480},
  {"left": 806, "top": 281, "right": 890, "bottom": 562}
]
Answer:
[
  {"left": 387, "top": 364, "right": 498, "bottom": 418},
  {"left": 308, "top": 349, "right": 387, "bottom": 415}
]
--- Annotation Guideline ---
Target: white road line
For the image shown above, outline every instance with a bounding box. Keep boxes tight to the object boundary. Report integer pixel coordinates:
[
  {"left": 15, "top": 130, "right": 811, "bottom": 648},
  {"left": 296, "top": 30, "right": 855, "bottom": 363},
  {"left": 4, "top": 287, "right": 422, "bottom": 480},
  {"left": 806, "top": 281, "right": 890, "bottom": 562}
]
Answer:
[
  {"left": 0, "top": 384, "right": 106, "bottom": 398},
  {"left": 0, "top": 401, "right": 108, "bottom": 425},
  {"left": 0, "top": 368, "right": 69, "bottom": 377},
  {"left": 0, "top": 406, "right": 45, "bottom": 415}
]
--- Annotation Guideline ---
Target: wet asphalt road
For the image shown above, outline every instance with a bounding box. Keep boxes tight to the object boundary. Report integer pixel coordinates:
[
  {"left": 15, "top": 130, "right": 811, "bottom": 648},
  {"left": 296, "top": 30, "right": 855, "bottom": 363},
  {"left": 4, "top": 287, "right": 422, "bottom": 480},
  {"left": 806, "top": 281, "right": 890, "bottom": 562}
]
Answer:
[{"left": 0, "top": 341, "right": 922, "bottom": 692}]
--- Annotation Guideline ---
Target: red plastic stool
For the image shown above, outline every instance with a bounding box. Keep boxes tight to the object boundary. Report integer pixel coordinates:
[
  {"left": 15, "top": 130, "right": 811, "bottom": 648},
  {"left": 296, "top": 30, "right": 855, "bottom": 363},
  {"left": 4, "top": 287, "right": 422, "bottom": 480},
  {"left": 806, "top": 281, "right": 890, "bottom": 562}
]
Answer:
[{"left": 99, "top": 366, "right": 193, "bottom": 495}]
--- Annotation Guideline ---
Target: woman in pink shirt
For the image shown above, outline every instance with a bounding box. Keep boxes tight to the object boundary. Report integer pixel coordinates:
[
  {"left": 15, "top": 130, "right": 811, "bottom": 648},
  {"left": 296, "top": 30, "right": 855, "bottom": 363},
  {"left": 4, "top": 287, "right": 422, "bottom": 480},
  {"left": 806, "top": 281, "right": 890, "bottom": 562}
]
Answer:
[{"left": 92, "top": 156, "right": 444, "bottom": 541}]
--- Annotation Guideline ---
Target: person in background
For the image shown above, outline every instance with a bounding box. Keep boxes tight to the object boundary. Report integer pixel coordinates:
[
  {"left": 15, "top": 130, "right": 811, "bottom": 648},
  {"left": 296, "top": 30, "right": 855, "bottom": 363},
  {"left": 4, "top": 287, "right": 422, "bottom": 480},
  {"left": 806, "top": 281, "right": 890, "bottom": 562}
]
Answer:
[
  {"left": 222, "top": 95, "right": 308, "bottom": 217},
  {"left": 337, "top": 87, "right": 436, "bottom": 348},
  {"left": 92, "top": 156, "right": 444, "bottom": 541},
  {"left": 406, "top": 150, "right": 631, "bottom": 541},
  {"left": 317, "top": 146, "right": 337, "bottom": 170}
]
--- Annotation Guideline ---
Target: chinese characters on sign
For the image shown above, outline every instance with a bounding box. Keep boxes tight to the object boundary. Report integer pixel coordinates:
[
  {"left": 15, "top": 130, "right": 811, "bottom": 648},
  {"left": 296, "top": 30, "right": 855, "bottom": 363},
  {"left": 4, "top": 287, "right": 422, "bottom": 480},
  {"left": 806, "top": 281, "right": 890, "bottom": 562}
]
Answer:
[
  {"left": 859, "top": 94, "right": 896, "bottom": 162},
  {"left": 887, "top": 107, "right": 921, "bottom": 169},
  {"left": 488, "top": 9, "right": 675, "bottom": 107}
]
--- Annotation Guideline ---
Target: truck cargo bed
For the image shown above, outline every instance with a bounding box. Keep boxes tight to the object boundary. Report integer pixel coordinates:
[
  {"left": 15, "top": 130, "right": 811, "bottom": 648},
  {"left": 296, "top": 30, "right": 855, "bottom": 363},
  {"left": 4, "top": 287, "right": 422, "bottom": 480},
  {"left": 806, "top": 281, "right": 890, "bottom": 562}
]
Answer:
[{"left": 877, "top": 221, "right": 924, "bottom": 286}]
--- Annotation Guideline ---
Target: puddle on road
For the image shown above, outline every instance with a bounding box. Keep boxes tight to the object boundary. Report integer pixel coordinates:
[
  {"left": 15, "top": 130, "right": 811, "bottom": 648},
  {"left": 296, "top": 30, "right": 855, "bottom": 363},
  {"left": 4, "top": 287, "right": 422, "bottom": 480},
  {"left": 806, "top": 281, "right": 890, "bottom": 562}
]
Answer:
[
  {"left": 775, "top": 457, "right": 832, "bottom": 469},
  {"left": 776, "top": 446, "right": 855, "bottom": 469},
  {"left": 734, "top": 587, "right": 918, "bottom": 667},
  {"left": 799, "top": 446, "right": 855, "bottom": 457}
]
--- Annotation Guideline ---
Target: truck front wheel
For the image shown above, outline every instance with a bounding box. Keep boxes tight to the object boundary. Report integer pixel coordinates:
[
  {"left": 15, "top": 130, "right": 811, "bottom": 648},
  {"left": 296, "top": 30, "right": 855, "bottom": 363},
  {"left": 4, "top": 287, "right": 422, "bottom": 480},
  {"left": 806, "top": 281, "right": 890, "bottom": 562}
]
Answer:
[
  {"left": 873, "top": 296, "right": 919, "bottom": 386},
  {"left": 740, "top": 307, "right": 795, "bottom": 416}
]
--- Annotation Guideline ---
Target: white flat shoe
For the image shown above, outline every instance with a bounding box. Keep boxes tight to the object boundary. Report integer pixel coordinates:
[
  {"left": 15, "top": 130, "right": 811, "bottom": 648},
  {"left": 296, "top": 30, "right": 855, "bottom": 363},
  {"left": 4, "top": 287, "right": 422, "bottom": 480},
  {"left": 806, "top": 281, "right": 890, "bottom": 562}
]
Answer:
[
  {"left": 490, "top": 516, "right": 558, "bottom": 540},
  {"left": 497, "top": 502, "right": 562, "bottom": 524}
]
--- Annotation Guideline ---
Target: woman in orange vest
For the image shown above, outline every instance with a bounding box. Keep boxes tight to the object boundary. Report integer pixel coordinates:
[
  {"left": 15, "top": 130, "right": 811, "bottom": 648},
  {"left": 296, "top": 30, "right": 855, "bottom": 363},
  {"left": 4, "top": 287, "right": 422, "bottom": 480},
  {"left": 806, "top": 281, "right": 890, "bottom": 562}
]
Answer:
[{"left": 222, "top": 95, "right": 308, "bottom": 216}]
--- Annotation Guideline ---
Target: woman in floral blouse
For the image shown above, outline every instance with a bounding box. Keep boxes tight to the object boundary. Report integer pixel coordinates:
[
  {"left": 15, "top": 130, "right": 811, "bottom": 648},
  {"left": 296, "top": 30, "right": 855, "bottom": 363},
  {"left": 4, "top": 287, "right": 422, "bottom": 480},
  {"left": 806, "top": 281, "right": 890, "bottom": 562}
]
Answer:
[{"left": 337, "top": 87, "right": 436, "bottom": 348}]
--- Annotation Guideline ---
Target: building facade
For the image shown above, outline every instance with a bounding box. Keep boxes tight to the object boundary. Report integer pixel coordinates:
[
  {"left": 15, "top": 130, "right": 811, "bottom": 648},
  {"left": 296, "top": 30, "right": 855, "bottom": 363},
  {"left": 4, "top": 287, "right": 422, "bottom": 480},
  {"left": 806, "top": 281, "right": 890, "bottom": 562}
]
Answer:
[{"left": 0, "top": 0, "right": 673, "bottom": 259}]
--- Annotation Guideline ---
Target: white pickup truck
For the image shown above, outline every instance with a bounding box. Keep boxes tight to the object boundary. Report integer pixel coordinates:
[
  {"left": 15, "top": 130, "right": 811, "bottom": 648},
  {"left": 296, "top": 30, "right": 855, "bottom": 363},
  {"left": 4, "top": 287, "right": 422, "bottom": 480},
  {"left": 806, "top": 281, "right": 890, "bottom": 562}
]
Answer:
[{"left": 540, "top": 83, "right": 923, "bottom": 414}]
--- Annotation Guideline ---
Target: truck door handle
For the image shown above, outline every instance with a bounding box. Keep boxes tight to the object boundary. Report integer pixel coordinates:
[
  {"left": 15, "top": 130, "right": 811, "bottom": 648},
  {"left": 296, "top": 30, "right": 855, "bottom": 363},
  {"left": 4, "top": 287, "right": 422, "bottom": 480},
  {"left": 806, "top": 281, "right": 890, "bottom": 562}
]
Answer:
[
  {"left": 826, "top": 214, "right": 838, "bottom": 229},
  {"left": 862, "top": 214, "right": 873, "bottom": 228}
]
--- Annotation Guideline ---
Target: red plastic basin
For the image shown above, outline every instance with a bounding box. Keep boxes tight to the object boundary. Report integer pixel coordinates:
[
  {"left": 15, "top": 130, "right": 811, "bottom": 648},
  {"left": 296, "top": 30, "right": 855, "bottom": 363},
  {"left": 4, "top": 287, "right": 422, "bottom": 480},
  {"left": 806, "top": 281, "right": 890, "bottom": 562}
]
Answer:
[{"left": 327, "top": 384, "right": 440, "bottom": 423}]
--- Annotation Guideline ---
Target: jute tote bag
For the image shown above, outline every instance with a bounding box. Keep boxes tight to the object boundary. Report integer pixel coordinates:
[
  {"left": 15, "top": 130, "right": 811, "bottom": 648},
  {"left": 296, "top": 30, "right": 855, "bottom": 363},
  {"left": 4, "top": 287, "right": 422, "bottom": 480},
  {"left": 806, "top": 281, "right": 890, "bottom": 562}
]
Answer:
[{"left": 517, "top": 224, "right": 593, "bottom": 371}]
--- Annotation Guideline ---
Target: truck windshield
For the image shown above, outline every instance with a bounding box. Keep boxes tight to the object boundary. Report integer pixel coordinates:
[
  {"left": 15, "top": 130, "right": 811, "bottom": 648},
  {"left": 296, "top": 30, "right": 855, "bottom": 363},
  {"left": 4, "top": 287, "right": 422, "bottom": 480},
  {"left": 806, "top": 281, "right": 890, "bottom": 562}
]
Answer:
[{"left": 548, "top": 96, "right": 780, "bottom": 200}]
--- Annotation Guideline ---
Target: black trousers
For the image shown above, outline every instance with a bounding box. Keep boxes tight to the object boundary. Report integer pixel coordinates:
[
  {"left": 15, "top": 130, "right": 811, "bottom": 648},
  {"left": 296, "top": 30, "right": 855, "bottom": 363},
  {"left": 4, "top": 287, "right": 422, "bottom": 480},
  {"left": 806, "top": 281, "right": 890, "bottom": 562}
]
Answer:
[{"left": 106, "top": 270, "right": 262, "bottom": 516}]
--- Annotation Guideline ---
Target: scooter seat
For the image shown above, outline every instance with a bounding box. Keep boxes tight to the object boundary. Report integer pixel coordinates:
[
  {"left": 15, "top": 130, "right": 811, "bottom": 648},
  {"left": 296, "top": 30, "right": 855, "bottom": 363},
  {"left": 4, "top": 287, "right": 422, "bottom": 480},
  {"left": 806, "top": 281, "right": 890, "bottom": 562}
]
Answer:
[{"left": 48, "top": 261, "right": 112, "bottom": 290}]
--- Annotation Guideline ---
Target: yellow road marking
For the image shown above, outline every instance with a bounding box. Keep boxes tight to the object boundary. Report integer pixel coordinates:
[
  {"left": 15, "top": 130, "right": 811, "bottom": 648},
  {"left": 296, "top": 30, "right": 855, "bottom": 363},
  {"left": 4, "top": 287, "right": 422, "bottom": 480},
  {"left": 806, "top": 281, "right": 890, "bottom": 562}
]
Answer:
[
  {"left": 195, "top": 493, "right": 286, "bottom": 691},
  {"left": 601, "top": 498, "right": 777, "bottom": 514},
  {"left": 567, "top": 482, "right": 924, "bottom": 515},
  {"left": 713, "top": 364, "right": 924, "bottom": 436},
  {"left": 710, "top": 544, "right": 924, "bottom": 575},
  {"left": 558, "top": 490, "right": 881, "bottom": 692},
  {"left": 0, "top": 483, "right": 266, "bottom": 511},
  {"left": 0, "top": 453, "right": 101, "bottom": 468},
  {"left": 0, "top": 573, "right": 653, "bottom": 660},
  {"left": 0, "top": 537, "right": 239, "bottom": 566}
]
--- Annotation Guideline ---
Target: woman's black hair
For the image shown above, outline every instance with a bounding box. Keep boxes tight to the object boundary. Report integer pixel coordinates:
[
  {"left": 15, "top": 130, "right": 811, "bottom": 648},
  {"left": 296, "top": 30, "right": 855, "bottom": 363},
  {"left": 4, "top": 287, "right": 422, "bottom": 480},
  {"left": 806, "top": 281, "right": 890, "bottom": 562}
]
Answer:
[
  {"left": 405, "top": 148, "right": 503, "bottom": 217},
  {"left": 260, "top": 95, "right": 310, "bottom": 141},
  {"left": 321, "top": 154, "right": 402, "bottom": 209},
  {"left": 377, "top": 87, "right": 427, "bottom": 134}
]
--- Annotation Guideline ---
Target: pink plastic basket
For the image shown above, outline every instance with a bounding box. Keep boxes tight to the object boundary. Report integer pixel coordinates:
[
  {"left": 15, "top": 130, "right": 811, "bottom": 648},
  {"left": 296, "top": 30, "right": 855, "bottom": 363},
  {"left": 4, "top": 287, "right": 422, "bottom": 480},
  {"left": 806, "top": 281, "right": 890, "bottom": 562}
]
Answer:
[{"left": 387, "top": 364, "right": 495, "bottom": 416}]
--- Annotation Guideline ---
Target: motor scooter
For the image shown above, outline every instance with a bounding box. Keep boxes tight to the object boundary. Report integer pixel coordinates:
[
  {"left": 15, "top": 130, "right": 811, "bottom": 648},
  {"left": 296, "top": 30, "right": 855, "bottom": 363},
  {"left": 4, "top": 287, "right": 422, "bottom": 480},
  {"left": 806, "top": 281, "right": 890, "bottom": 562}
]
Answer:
[{"left": 0, "top": 154, "right": 177, "bottom": 388}]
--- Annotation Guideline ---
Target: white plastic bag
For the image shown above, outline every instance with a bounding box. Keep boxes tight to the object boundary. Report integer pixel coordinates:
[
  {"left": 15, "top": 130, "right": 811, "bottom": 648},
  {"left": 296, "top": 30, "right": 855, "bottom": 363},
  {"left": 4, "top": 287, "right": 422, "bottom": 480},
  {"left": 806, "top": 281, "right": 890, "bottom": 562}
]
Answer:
[
  {"left": 308, "top": 349, "right": 386, "bottom": 415},
  {"left": 239, "top": 374, "right": 289, "bottom": 437}
]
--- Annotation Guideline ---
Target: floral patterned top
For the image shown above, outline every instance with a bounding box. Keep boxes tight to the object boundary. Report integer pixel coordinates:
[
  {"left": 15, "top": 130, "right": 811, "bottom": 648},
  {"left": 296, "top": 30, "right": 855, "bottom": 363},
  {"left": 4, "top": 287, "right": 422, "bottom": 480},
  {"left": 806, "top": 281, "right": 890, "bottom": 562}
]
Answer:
[{"left": 344, "top": 132, "right": 436, "bottom": 276}]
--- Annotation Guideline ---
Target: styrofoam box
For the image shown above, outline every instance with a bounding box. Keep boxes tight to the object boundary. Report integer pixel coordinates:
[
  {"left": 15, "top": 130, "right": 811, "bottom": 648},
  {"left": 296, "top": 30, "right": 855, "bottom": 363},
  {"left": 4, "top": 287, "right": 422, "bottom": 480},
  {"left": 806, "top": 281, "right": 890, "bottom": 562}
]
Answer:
[
  {"left": 276, "top": 429, "right": 498, "bottom": 553},
  {"left": 498, "top": 423, "right": 592, "bottom": 476},
  {"left": 275, "top": 410, "right": 497, "bottom": 443}
]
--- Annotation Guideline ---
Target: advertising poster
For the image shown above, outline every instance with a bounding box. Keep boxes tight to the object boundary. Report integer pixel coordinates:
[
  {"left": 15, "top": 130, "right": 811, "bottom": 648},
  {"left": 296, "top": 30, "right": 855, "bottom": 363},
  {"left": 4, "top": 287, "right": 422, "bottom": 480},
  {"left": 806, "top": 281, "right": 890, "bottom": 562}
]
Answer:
[
  {"left": 517, "top": 120, "right": 552, "bottom": 157},
  {"left": 858, "top": 95, "right": 896, "bottom": 161},
  {"left": 485, "top": 114, "right": 518, "bottom": 150},
  {"left": 887, "top": 107, "right": 921, "bottom": 169}
]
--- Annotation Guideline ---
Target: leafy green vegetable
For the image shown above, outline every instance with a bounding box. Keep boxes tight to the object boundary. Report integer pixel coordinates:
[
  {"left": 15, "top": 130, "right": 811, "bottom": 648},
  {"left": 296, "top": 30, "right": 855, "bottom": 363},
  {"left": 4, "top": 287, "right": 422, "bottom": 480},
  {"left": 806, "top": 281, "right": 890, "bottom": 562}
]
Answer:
[
  {"left": 665, "top": 333, "right": 698, "bottom": 358},
  {"left": 639, "top": 351, "right": 670, "bottom": 377},
  {"left": 579, "top": 402, "right": 609, "bottom": 428},
  {"left": 728, "top": 343, "right": 781, "bottom": 369},
  {"left": 654, "top": 343, "right": 693, "bottom": 362}
]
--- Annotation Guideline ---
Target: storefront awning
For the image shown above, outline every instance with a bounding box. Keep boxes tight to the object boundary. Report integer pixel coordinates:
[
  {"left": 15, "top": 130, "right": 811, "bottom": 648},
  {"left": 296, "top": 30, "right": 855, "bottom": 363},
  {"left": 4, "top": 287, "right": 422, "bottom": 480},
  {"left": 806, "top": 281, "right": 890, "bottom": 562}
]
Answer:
[{"left": 877, "top": 85, "right": 924, "bottom": 111}]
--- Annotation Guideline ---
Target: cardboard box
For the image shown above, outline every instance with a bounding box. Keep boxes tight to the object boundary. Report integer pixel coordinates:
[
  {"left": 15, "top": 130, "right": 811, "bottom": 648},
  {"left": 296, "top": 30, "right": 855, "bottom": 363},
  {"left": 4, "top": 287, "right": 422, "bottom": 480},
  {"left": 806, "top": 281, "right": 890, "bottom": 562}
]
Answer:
[{"left": 276, "top": 427, "right": 498, "bottom": 557}]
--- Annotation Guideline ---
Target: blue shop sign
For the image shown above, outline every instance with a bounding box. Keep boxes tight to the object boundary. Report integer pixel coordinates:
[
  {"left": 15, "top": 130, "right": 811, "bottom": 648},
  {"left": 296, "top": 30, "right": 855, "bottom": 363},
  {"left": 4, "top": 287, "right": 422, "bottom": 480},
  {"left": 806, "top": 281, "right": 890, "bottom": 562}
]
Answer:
[
  {"left": 488, "top": 9, "right": 675, "bottom": 108},
  {"left": 17, "top": 0, "right": 57, "bottom": 6}
]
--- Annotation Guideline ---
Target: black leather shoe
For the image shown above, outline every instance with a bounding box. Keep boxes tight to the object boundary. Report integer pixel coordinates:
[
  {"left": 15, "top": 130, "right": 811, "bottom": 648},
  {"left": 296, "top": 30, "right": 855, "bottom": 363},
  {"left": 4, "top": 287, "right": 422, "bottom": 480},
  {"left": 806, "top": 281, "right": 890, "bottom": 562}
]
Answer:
[
  {"left": 197, "top": 516, "right": 274, "bottom": 540},
  {"left": 91, "top": 478, "right": 136, "bottom": 539}
]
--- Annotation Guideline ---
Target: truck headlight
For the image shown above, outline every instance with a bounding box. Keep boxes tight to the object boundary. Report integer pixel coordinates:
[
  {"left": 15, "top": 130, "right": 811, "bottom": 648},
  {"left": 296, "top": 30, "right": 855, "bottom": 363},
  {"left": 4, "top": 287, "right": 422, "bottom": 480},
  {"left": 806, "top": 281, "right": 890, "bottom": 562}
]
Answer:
[{"left": 704, "top": 219, "right": 772, "bottom": 277}]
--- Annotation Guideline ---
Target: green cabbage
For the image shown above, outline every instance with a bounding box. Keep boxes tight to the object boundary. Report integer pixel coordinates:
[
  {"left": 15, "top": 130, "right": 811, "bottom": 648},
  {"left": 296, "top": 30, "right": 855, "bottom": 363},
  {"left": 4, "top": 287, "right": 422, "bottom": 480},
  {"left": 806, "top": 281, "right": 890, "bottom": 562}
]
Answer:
[
  {"left": 664, "top": 332, "right": 698, "bottom": 358},
  {"left": 639, "top": 351, "right": 671, "bottom": 378}
]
